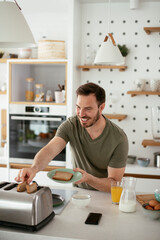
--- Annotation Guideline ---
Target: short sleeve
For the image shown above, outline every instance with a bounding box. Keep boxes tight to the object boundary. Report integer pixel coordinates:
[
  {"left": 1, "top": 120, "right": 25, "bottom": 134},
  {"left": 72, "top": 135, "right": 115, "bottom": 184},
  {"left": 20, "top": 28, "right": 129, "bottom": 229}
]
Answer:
[{"left": 108, "top": 135, "right": 129, "bottom": 168}]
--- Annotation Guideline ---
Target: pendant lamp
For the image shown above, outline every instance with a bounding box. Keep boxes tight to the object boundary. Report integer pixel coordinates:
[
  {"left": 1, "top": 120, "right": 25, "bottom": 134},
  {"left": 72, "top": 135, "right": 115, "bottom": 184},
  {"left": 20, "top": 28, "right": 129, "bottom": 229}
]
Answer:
[
  {"left": 0, "top": 0, "right": 35, "bottom": 48},
  {"left": 94, "top": 0, "right": 124, "bottom": 65}
]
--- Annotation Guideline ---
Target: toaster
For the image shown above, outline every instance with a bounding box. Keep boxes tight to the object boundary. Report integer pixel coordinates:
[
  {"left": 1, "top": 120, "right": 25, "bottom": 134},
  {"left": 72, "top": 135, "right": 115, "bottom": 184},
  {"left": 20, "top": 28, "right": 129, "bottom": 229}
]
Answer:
[{"left": 0, "top": 181, "right": 55, "bottom": 231}]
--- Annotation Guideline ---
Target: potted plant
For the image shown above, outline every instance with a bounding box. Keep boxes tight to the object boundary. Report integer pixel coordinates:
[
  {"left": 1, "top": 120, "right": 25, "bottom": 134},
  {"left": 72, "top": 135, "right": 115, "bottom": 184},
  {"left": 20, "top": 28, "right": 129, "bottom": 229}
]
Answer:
[{"left": 117, "top": 44, "right": 129, "bottom": 57}]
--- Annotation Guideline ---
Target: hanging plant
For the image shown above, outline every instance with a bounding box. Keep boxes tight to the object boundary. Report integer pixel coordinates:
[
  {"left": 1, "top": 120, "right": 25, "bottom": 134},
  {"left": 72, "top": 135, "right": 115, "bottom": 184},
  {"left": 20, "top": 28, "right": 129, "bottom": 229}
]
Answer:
[{"left": 117, "top": 44, "right": 129, "bottom": 57}]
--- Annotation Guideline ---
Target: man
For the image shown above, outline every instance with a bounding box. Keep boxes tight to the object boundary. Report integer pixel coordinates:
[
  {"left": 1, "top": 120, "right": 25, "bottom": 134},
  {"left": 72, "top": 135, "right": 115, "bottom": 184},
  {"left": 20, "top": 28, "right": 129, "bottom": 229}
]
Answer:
[{"left": 15, "top": 82, "right": 128, "bottom": 192}]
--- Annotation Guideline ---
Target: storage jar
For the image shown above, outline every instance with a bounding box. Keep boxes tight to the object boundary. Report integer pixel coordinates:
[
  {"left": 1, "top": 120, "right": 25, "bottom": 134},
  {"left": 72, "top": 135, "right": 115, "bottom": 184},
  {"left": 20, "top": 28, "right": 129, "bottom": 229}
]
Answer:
[{"left": 25, "top": 78, "right": 34, "bottom": 101}]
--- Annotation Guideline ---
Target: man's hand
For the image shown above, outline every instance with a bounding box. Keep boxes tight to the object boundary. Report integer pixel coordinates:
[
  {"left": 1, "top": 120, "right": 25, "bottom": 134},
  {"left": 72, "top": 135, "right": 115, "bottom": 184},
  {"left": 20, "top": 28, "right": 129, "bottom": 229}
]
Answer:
[
  {"left": 73, "top": 168, "right": 91, "bottom": 185},
  {"left": 15, "top": 167, "right": 37, "bottom": 184}
]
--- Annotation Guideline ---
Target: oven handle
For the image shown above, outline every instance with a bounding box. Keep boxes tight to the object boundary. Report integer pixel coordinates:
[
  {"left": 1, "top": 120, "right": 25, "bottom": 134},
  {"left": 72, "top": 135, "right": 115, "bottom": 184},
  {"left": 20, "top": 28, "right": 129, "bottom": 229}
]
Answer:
[{"left": 11, "top": 116, "right": 62, "bottom": 122}]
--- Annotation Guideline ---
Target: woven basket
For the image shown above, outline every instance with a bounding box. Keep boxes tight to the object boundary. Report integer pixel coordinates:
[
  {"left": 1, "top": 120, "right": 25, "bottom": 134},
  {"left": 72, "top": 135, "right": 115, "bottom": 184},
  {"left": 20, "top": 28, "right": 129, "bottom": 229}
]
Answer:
[{"left": 38, "top": 40, "right": 66, "bottom": 59}]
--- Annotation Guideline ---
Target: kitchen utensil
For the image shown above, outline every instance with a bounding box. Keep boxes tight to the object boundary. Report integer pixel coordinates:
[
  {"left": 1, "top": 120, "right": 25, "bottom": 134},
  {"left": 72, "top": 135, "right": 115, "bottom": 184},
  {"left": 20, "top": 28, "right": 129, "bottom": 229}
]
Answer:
[
  {"left": 137, "top": 158, "right": 150, "bottom": 167},
  {"left": 47, "top": 168, "right": 82, "bottom": 184},
  {"left": 154, "top": 152, "right": 160, "bottom": 168},
  {"left": 142, "top": 203, "right": 160, "bottom": 220},
  {"left": 136, "top": 194, "right": 155, "bottom": 205},
  {"left": 119, "top": 177, "right": 137, "bottom": 213},
  {"left": 54, "top": 91, "right": 63, "bottom": 103},
  {"left": 52, "top": 193, "right": 64, "bottom": 207},
  {"left": 154, "top": 189, "right": 160, "bottom": 202},
  {"left": 151, "top": 106, "right": 160, "bottom": 142},
  {"left": 0, "top": 181, "right": 55, "bottom": 231},
  {"left": 127, "top": 155, "right": 136, "bottom": 164},
  {"left": 72, "top": 193, "right": 91, "bottom": 208}
]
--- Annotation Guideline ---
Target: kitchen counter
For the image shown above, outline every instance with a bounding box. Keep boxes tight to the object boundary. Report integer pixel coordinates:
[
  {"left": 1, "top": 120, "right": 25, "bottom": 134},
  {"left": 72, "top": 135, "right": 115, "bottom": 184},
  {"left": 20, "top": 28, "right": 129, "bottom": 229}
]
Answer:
[{"left": 0, "top": 186, "right": 159, "bottom": 240}]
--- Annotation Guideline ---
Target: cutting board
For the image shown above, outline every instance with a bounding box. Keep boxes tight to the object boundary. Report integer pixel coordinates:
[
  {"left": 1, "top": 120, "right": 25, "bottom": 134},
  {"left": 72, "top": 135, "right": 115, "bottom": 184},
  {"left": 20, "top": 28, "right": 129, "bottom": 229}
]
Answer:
[{"left": 136, "top": 194, "right": 155, "bottom": 205}]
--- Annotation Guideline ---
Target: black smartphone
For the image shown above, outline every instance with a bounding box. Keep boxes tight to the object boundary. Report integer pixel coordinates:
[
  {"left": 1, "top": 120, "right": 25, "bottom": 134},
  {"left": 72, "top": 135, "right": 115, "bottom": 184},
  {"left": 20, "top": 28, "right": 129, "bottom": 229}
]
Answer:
[{"left": 85, "top": 212, "right": 102, "bottom": 225}]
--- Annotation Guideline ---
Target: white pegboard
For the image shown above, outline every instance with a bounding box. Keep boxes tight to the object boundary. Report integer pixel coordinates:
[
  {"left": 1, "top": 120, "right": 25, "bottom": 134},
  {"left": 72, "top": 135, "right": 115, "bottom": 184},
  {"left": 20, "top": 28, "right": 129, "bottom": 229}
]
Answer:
[{"left": 80, "top": 2, "right": 160, "bottom": 165}]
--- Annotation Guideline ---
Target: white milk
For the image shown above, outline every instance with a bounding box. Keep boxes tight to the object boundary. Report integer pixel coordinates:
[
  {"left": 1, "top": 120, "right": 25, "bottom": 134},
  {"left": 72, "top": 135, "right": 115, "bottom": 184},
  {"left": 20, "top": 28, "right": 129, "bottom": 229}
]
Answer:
[{"left": 119, "top": 200, "right": 136, "bottom": 213}]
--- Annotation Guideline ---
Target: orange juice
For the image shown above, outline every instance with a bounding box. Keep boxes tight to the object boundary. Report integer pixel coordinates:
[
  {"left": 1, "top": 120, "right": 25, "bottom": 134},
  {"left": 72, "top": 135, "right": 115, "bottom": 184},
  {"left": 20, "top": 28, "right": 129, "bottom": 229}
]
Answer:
[{"left": 111, "top": 186, "right": 123, "bottom": 204}]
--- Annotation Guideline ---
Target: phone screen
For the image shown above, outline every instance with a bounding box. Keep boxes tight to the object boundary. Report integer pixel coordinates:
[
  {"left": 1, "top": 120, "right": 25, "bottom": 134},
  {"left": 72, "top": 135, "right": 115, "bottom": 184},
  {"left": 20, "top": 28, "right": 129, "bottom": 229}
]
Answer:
[{"left": 85, "top": 212, "right": 102, "bottom": 225}]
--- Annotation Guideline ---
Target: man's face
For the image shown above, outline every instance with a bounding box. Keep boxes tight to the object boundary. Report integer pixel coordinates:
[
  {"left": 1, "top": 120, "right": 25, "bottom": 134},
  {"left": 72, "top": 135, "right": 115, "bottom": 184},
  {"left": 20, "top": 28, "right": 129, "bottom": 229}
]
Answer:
[{"left": 76, "top": 94, "right": 103, "bottom": 128}]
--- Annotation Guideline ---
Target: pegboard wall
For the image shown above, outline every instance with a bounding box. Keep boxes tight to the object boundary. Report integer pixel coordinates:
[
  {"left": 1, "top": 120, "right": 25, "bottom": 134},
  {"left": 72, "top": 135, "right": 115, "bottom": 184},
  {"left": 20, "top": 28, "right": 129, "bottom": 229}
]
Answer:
[{"left": 80, "top": 2, "right": 160, "bottom": 165}]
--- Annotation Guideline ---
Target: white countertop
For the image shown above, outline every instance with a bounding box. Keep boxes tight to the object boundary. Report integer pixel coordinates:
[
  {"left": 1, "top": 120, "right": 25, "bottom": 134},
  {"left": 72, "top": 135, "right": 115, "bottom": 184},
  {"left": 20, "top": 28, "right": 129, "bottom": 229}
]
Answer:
[
  {"left": 125, "top": 164, "right": 160, "bottom": 176},
  {"left": 0, "top": 186, "right": 159, "bottom": 240}
]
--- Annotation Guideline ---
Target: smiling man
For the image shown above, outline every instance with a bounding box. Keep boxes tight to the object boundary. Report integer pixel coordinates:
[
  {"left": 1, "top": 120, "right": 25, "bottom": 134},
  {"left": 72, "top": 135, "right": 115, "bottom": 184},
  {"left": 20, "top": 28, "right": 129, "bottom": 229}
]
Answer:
[{"left": 15, "top": 82, "right": 128, "bottom": 192}]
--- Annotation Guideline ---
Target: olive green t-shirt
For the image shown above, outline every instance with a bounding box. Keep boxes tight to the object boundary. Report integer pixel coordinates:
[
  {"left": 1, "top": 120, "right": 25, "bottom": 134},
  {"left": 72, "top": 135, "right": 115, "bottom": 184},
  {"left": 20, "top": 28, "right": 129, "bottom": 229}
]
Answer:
[{"left": 56, "top": 115, "right": 128, "bottom": 190}]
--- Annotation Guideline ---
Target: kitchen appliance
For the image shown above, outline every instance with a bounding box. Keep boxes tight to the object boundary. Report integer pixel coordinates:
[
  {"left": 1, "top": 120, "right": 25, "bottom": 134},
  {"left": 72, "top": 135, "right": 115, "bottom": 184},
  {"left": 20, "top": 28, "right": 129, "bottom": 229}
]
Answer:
[
  {"left": 9, "top": 104, "right": 66, "bottom": 166},
  {"left": 154, "top": 152, "right": 160, "bottom": 168},
  {"left": 0, "top": 181, "right": 55, "bottom": 231}
]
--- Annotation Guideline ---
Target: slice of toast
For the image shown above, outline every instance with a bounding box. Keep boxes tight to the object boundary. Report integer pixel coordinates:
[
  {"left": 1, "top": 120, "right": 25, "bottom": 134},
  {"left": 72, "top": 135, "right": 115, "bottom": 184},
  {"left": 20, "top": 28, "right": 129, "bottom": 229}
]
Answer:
[
  {"left": 52, "top": 171, "right": 73, "bottom": 181},
  {"left": 26, "top": 182, "right": 37, "bottom": 194},
  {"left": 17, "top": 181, "right": 27, "bottom": 192}
]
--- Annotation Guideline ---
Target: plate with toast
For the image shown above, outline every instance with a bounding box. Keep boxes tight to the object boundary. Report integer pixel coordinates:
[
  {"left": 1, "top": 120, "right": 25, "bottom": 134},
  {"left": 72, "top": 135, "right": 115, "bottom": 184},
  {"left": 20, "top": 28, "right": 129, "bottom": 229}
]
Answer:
[{"left": 47, "top": 168, "right": 82, "bottom": 184}]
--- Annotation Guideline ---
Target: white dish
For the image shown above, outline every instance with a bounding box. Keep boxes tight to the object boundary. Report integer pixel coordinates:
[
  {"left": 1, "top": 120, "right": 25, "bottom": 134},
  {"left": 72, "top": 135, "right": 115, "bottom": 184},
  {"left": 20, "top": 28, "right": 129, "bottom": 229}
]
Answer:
[{"left": 72, "top": 193, "right": 91, "bottom": 208}]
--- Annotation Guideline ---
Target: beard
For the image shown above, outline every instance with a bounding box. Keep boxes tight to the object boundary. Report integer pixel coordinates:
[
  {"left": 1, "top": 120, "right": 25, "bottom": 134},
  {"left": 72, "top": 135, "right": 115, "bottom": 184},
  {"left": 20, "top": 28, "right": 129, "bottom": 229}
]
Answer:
[{"left": 78, "top": 110, "right": 100, "bottom": 128}]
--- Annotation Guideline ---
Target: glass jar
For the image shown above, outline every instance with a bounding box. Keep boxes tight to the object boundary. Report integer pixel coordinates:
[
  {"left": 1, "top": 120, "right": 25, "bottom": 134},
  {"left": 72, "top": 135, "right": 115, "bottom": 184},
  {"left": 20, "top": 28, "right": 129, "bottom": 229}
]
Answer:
[
  {"left": 25, "top": 78, "right": 34, "bottom": 101},
  {"left": 34, "top": 84, "right": 44, "bottom": 102}
]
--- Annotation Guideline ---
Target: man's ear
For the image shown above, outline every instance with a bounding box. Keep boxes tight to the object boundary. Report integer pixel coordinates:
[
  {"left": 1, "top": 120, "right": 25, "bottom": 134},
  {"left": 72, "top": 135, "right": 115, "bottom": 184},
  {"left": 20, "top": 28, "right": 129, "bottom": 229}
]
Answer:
[{"left": 99, "top": 103, "right": 105, "bottom": 112}]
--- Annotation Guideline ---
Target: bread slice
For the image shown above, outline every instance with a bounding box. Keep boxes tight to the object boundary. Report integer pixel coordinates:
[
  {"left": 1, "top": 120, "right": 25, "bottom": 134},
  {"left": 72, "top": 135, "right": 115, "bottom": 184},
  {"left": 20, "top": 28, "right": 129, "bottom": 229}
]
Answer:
[
  {"left": 26, "top": 182, "right": 37, "bottom": 194},
  {"left": 52, "top": 171, "right": 73, "bottom": 181},
  {"left": 17, "top": 181, "right": 27, "bottom": 192}
]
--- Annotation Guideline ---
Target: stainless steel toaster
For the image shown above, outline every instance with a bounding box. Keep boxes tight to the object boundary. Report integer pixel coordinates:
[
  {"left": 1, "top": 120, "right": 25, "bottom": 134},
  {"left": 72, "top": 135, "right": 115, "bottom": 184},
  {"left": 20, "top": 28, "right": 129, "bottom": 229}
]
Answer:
[{"left": 0, "top": 181, "right": 55, "bottom": 231}]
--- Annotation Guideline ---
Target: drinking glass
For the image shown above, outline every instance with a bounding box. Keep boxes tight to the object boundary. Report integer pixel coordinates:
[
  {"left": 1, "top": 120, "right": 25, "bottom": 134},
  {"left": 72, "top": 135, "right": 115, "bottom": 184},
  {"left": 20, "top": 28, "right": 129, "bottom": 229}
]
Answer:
[{"left": 111, "top": 180, "right": 123, "bottom": 205}]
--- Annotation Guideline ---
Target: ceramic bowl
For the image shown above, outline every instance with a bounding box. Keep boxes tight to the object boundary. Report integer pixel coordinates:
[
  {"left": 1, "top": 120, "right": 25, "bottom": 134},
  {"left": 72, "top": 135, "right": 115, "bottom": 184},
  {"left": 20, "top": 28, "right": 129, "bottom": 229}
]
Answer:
[
  {"left": 127, "top": 155, "right": 136, "bottom": 164},
  {"left": 154, "top": 189, "right": 160, "bottom": 202},
  {"left": 72, "top": 193, "right": 91, "bottom": 208},
  {"left": 142, "top": 203, "right": 160, "bottom": 220},
  {"left": 137, "top": 158, "right": 150, "bottom": 167}
]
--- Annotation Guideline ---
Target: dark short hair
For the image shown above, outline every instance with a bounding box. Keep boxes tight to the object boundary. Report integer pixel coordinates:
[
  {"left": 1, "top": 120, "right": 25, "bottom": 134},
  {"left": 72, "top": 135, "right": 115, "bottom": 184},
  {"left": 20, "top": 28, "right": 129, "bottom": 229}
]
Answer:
[{"left": 76, "top": 82, "right": 106, "bottom": 106}]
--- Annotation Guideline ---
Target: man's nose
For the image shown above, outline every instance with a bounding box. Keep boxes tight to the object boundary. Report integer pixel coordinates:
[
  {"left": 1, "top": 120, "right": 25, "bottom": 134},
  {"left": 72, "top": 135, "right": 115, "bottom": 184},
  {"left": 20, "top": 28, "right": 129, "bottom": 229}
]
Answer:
[{"left": 79, "top": 109, "right": 86, "bottom": 117}]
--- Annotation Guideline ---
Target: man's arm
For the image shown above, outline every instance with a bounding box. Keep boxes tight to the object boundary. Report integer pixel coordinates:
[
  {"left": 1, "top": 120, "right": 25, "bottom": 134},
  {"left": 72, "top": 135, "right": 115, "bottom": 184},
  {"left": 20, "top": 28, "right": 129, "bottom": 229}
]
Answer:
[
  {"left": 74, "top": 166, "right": 125, "bottom": 192},
  {"left": 15, "top": 136, "right": 66, "bottom": 183}
]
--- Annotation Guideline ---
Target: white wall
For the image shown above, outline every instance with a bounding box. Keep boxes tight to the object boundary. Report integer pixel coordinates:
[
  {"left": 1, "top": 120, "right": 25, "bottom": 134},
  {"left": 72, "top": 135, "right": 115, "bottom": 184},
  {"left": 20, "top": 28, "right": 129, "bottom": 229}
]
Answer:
[{"left": 0, "top": 0, "right": 160, "bottom": 168}]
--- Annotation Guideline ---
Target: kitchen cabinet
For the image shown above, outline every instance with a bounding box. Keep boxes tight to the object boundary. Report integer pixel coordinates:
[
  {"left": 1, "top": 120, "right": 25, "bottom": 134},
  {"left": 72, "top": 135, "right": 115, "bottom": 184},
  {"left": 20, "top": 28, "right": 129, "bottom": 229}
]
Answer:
[{"left": 8, "top": 59, "right": 67, "bottom": 105}]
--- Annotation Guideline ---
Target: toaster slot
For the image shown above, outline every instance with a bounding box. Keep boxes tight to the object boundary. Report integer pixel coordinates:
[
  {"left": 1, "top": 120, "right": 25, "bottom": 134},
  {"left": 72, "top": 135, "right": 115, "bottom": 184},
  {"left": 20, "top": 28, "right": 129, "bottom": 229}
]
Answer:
[
  {"left": 3, "top": 183, "right": 18, "bottom": 191},
  {"left": 0, "top": 182, "right": 10, "bottom": 189}
]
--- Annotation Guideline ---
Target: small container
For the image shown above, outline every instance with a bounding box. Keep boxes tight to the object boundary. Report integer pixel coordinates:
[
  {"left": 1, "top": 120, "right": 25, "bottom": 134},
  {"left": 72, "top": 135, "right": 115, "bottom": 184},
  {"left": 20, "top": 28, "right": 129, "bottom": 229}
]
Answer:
[
  {"left": 71, "top": 193, "right": 91, "bottom": 208},
  {"left": 35, "top": 84, "right": 44, "bottom": 102},
  {"left": 154, "top": 152, "right": 160, "bottom": 168},
  {"left": 137, "top": 158, "right": 150, "bottom": 167},
  {"left": 25, "top": 78, "right": 34, "bottom": 101},
  {"left": 46, "top": 90, "right": 53, "bottom": 102}
]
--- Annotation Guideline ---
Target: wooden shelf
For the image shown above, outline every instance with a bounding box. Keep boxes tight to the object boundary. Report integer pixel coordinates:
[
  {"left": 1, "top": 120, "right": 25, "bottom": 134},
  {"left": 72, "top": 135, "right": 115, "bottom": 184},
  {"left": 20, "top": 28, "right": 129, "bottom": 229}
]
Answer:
[
  {"left": 0, "top": 91, "right": 7, "bottom": 95},
  {"left": 127, "top": 91, "right": 160, "bottom": 97},
  {"left": 144, "top": 27, "right": 160, "bottom": 35},
  {"left": 104, "top": 114, "right": 127, "bottom": 121},
  {"left": 0, "top": 59, "right": 7, "bottom": 63},
  {"left": 78, "top": 65, "right": 127, "bottom": 72},
  {"left": 142, "top": 139, "right": 160, "bottom": 148}
]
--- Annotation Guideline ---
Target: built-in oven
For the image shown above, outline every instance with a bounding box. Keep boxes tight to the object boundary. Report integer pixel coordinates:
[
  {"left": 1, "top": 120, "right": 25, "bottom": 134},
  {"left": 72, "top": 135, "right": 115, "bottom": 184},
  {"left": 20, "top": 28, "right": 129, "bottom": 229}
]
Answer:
[{"left": 9, "top": 105, "right": 66, "bottom": 166}]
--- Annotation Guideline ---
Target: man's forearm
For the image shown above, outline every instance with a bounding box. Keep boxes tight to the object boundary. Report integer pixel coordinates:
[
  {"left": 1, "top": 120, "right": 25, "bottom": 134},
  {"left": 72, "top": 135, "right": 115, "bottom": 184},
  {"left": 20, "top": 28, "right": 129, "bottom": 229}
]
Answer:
[
  {"left": 86, "top": 174, "right": 115, "bottom": 192},
  {"left": 31, "top": 147, "right": 54, "bottom": 173}
]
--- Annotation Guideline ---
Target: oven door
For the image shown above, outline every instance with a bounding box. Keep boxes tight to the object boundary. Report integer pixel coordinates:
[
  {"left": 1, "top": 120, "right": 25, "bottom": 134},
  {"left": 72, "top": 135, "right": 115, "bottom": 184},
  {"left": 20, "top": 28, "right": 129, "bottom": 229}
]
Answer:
[{"left": 9, "top": 114, "right": 66, "bottom": 166}]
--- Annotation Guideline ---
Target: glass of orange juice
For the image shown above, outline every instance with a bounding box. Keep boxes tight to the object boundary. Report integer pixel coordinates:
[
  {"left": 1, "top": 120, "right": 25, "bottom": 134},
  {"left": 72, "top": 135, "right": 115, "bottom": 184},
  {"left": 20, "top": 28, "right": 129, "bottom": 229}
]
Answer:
[{"left": 111, "top": 180, "right": 123, "bottom": 205}]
